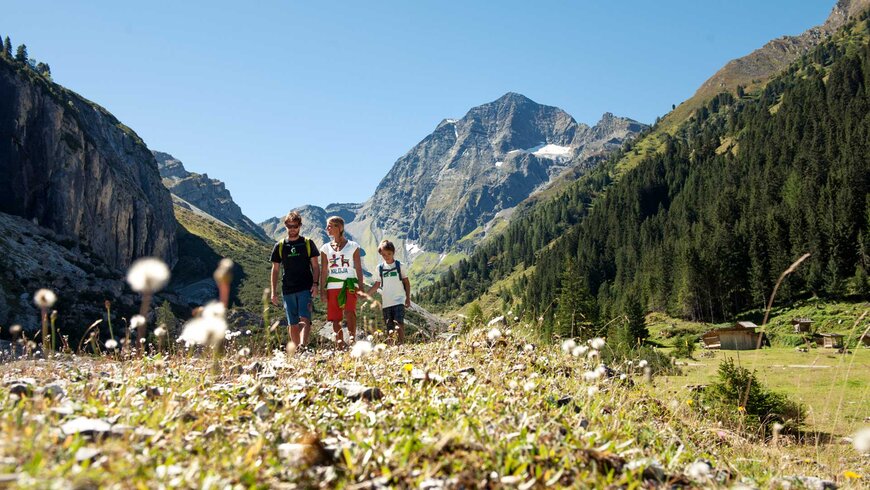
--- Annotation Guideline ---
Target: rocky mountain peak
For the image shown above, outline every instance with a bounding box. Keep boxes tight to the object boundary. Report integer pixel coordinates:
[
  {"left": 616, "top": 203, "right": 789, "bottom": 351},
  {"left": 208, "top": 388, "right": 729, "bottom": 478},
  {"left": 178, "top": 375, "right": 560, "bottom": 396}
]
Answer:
[{"left": 153, "top": 151, "right": 269, "bottom": 241}]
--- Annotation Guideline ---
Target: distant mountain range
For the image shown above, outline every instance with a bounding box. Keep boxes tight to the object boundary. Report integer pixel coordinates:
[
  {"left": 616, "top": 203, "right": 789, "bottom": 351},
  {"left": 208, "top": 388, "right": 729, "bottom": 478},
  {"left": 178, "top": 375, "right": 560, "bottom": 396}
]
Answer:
[{"left": 261, "top": 93, "right": 645, "bottom": 278}]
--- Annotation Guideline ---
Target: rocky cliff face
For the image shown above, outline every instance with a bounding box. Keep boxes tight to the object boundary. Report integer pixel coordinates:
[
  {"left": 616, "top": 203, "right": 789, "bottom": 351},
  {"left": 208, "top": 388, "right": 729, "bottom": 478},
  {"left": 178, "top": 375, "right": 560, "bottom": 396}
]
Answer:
[
  {"left": 0, "top": 57, "right": 177, "bottom": 270},
  {"left": 154, "top": 151, "right": 269, "bottom": 241}
]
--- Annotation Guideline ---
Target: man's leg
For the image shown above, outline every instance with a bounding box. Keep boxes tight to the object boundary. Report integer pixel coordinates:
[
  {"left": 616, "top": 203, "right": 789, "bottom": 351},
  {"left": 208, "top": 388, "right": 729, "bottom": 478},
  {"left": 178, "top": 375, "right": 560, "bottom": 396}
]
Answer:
[{"left": 284, "top": 292, "right": 302, "bottom": 349}]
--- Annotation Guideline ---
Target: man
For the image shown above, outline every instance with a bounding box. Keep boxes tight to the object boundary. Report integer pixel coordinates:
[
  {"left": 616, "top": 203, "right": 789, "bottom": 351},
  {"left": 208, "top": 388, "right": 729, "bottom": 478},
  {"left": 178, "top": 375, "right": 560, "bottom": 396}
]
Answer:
[{"left": 270, "top": 211, "right": 319, "bottom": 349}]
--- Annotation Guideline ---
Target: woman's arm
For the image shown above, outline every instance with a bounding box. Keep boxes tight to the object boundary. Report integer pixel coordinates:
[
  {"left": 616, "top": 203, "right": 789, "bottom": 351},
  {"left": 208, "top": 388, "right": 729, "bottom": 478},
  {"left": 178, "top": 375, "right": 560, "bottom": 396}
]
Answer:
[{"left": 353, "top": 249, "right": 364, "bottom": 293}]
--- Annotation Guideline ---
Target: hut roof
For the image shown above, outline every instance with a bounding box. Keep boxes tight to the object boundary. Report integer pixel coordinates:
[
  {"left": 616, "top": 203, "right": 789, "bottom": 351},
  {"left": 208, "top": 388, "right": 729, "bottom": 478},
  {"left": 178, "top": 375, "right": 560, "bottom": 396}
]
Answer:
[
  {"left": 817, "top": 333, "right": 844, "bottom": 338},
  {"left": 792, "top": 318, "right": 814, "bottom": 323}
]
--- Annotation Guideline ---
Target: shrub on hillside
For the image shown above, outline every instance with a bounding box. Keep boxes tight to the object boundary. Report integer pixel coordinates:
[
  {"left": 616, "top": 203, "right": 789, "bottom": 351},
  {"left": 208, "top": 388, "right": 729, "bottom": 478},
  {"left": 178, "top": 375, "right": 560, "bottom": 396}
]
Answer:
[
  {"left": 604, "top": 324, "right": 677, "bottom": 375},
  {"left": 671, "top": 334, "right": 697, "bottom": 359},
  {"left": 700, "top": 358, "right": 804, "bottom": 435}
]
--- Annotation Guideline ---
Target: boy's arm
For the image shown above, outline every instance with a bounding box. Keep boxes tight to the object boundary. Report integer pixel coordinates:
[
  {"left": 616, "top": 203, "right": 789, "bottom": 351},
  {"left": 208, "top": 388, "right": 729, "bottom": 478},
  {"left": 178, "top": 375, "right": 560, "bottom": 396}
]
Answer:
[
  {"left": 402, "top": 277, "right": 411, "bottom": 307},
  {"left": 270, "top": 263, "right": 281, "bottom": 306}
]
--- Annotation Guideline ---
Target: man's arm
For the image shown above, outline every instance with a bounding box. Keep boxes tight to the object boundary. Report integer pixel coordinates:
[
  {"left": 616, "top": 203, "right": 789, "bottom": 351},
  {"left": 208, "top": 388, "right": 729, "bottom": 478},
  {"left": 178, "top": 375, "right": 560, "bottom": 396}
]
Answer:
[
  {"left": 310, "top": 256, "right": 320, "bottom": 296},
  {"left": 270, "top": 263, "right": 281, "bottom": 306}
]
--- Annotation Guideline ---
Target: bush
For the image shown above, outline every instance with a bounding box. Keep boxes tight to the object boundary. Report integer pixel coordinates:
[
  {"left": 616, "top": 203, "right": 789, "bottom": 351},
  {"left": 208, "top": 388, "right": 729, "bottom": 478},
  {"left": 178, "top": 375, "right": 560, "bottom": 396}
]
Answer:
[
  {"left": 671, "top": 334, "right": 697, "bottom": 359},
  {"left": 700, "top": 358, "right": 804, "bottom": 435},
  {"left": 604, "top": 324, "right": 677, "bottom": 375}
]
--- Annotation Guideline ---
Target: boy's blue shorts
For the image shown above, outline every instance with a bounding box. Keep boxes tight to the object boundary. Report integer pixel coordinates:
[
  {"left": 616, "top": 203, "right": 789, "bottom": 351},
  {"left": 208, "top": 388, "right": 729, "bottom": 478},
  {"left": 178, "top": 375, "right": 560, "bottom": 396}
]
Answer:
[{"left": 283, "top": 290, "right": 312, "bottom": 326}]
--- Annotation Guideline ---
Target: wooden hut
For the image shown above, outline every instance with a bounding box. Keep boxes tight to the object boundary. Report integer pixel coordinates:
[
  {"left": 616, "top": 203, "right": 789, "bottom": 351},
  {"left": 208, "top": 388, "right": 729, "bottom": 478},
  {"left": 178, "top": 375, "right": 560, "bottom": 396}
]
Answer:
[
  {"left": 815, "top": 333, "right": 844, "bottom": 349},
  {"left": 859, "top": 332, "right": 870, "bottom": 347},
  {"left": 792, "top": 318, "right": 813, "bottom": 333},
  {"left": 701, "top": 322, "right": 761, "bottom": 350}
]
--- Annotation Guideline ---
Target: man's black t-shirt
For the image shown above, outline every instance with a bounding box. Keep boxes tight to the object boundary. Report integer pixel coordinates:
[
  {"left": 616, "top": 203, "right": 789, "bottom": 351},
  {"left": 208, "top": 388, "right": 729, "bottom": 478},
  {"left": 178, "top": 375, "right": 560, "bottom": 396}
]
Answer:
[{"left": 270, "top": 237, "right": 318, "bottom": 294}]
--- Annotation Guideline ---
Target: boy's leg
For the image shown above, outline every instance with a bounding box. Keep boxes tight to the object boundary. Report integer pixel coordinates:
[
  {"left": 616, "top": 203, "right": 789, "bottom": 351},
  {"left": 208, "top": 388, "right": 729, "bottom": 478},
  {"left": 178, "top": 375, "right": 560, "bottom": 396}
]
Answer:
[{"left": 396, "top": 305, "right": 406, "bottom": 344}]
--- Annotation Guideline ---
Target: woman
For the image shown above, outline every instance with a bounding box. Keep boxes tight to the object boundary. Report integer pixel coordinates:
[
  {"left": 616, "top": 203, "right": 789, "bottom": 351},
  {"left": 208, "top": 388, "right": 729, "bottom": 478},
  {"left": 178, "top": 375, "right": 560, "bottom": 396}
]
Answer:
[{"left": 319, "top": 216, "right": 364, "bottom": 347}]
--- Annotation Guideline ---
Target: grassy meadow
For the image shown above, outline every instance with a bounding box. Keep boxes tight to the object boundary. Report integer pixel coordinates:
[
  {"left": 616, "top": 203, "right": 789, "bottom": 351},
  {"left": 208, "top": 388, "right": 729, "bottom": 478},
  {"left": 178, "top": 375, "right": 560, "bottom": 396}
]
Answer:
[{"left": 1, "top": 320, "right": 868, "bottom": 488}]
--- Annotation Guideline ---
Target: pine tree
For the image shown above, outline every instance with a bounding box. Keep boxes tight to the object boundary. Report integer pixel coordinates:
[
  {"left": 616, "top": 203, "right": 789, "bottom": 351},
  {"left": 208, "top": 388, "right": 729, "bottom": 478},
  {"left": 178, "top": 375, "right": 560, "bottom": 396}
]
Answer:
[
  {"left": 3, "top": 37, "right": 11, "bottom": 57},
  {"left": 555, "top": 258, "right": 597, "bottom": 340},
  {"left": 625, "top": 298, "right": 648, "bottom": 344},
  {"left": 14, "top": 44, "right": 27, "bottom": 63}
]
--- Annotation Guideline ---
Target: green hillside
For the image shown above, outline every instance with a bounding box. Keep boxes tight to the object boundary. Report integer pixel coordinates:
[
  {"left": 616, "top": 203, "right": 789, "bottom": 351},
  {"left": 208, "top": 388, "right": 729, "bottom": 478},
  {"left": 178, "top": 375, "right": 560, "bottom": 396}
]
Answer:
[
  {"left": 420, "top": 14, "right": 870, "bottom": 338},
  {"left": 173, "top": 205, "right": 272, "bottom": 311}
]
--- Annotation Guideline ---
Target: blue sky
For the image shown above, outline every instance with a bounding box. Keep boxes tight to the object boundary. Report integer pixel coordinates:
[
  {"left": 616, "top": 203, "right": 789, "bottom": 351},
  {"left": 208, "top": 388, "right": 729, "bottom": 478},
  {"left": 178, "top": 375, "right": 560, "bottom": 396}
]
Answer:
[{"left": 6, "top": 1, "right": 832, "bottom": 221}]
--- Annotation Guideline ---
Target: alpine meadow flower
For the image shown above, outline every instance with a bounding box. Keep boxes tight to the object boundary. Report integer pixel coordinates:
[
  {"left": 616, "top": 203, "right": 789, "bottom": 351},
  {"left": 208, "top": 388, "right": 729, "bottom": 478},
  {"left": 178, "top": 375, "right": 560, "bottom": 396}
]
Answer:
[
  {"left": 487, "top": 328, "right": 502, "bottom": 341},
  {"left": 561, "top": 339, "right": 577, "bottom": 353},
  {"left": 638, "top": 359, "right": 649, "bottom": 368},
  {"left": 126, "top": 258, "right": 171, "bottom": 293},
  {"left": 34, "top": 289, "right": 57, "bottom": 309},
  {"left": 105, "top": 339, "right": 118, "bottom": 350},
  {"left": 572, "top": 345, "right": 589, "bottom": 357}
]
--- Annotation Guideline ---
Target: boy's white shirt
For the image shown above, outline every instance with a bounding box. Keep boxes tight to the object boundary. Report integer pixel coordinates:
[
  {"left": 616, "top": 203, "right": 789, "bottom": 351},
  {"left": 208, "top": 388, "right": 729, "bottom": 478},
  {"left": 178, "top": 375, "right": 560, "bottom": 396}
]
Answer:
[{"left": 378, "top": 260, "right": 408, "bottom": 308}]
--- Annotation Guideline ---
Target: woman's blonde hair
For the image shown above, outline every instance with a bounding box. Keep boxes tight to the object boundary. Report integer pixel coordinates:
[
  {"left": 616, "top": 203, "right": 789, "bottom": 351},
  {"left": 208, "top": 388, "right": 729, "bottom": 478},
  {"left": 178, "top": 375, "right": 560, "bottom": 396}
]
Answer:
[{"left": 327, "top": 216, "right": 345, "bottom": 236}]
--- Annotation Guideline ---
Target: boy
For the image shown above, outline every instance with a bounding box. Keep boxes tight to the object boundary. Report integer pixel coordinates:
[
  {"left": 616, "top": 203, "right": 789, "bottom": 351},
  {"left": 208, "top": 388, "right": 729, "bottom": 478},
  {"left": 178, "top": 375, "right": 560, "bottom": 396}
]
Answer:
[{"left": 367, "top": 240, "right": 411, "bottom": 344}]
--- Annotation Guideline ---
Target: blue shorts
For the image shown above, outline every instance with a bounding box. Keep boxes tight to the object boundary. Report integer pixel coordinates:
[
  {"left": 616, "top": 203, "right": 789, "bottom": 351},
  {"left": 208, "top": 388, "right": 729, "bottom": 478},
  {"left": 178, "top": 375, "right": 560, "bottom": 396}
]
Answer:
[
  {"left": 283, "top": 290, "right": 312, "bottom": 326},
  {"left": 383, "top": 304, "right": 405, "bottom": 327}
]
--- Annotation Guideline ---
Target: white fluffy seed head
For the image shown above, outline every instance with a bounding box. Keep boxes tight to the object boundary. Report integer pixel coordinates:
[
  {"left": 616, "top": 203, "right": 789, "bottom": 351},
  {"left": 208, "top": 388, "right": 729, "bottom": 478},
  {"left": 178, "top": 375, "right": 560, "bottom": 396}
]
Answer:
[
  {"left": 638, "top": 359, "right": 649, "bottom": 368},
  {"left": 201, "top": 301, "right": 226, "bottom": 319},
  {"left": 179, "top": 316, "right": 227, "bottom": 347},
  {"left": 854, "top": 427, "right": 870, "bottom": 454},
  {"left": 213, "top": 258, "right": 234, "bottom": 284},
  {"left": 561, "top": 339, "right": 577, "bottom": 353},
  {"left": 126, "top": 257, "right": 171, "bottom": 293},
  {"left": 350, "top": 340, "right": 373, "bottom": 358},
  {"left": 487, "top": 328, "right": 502, "bottom": 341},
  {"left": 130, "top": 315, "right": 146, "bottom": 330},
  {"left": 590, "top": 337, "right": 606, "bottom": 350},
  {"left": 34, "top": 289, "right": 57, "bottom": 309},
  {"left": 154, "top": 326, "right": 167, "bottom": 338},
  {"left": 105, "top": 339, "right": 118, "bottom": 350}
]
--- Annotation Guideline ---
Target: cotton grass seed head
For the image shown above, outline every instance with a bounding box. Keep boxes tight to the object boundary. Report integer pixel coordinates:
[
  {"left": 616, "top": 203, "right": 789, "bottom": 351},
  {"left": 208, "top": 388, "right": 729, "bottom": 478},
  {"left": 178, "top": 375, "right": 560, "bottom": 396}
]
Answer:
[
  {"left": 130, "top": 315, "right": 146, "bottom": 331},
  {"left": 202, "top": 301, "right": 226, "bottom": 319},
  {"left": 572, "top": 345, "right": 589, "bottom": 357},
  {"left": 638, "top": 359, "right": 649, "bottom": 368},
  {"left": 154, "top": 326, "right": 167, "bottom": 338},
  {"left": 105, "top": 339, "right": 118, "bottom": 350},
  {"left": 590, "top": 337, "right": 606, "bottom": 350},
  {"left": 126, "top": 257, "right": 171, "bottom": 293},
  {"left": 213, "top": 258, "right": 234, "bottom": 285},
  {"left": 179, "top": 316, "right": 227, "bottom": 347},
  {"left": 350, "top": 340, "right": 372, "bottom": 358},
  {"left": 853, "top": 427, "right": 870, "bottom": 454},
  {"left": 487, "top": 328, "right": 502, "bottom": 341},
  {"left": 34, "top": 289, "right": 57, "bottom": 309},
  {"left": 561, "top": 339, "right": 576, "bottom": 353}
]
